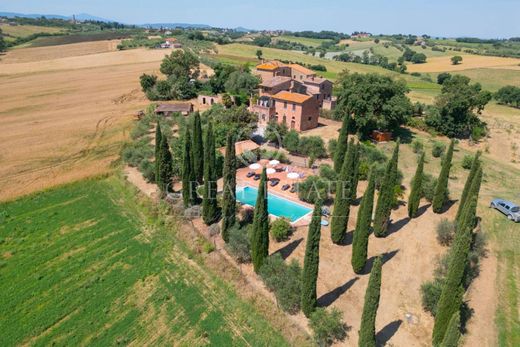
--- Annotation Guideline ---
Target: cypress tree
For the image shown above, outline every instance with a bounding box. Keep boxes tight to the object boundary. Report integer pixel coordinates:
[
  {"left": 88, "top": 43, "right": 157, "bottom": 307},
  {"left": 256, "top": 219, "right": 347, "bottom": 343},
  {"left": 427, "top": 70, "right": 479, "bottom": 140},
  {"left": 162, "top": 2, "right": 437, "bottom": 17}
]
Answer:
[
  {"left": 157, "top": 134, "right": 173, "bottom": 194},
  {"left": 192, "top": 112, "right": 204, "bottom": 184},
  {"left": 331, "top": 138, "right": 355, "bottom": 244},
  {"left": 182, "top": 129, "right": 198, "bottom": 207},
  {"left": 433, "top": 139, "right": 455, "bottom": 213},
  {"left": 154, "top": 122, "right": 163, "bottom": 182},
  {"left": 352, "top": 168, "right": 376, "bottom": 274},
  {"left": 440, "top": 312, "right": 461, "bottom": 347},
  {"left": 221, "top": 132, "right": 237, "bottom": 242},
  {"left": 373, "top": 140, "right": 399, "bottom": 237},
  {"left": 333, "top": 115, "right": 351, "bottom": 173},
  {"left": 408, "top": 152, "right": 425, "bottom": 218},
  {"left": 301, "top": 199, "right": 323, "bottom": 317},
  {"left": 455, "top": 151, "right": 481, "bottom": 222},
  {"left": 202, "top": 121, "right": 219, "bottom": 225},
  {"left": 358, "top": 256, "right": 382, "bottom": 347},
  {"left": 433, "top": 166, "right": 483, "bottom": 345},
  {"left": 349, "top": 142, "right": 361, "bottom": 202},
  {"left": 251, "top": 168, "right": 269, "bottom": 273}
]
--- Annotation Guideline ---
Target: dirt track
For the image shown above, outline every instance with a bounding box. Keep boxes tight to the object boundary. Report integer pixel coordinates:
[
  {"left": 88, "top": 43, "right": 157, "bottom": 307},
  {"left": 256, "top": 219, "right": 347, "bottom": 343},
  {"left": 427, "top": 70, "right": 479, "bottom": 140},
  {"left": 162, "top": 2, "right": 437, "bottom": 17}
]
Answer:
[{"left": 0, "top": 42, "right": 171, "bottom": 201}]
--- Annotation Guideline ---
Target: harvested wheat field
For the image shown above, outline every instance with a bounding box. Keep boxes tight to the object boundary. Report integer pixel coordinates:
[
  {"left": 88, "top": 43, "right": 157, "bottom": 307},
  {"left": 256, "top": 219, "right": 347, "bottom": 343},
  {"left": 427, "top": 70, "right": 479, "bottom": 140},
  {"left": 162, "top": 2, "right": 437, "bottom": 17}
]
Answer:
[
  {"left": 407, "top": 54, "right": 520, "bottom": 73},
  {"left": 0, "top": 41, "right": 172, "bottom": 201}
]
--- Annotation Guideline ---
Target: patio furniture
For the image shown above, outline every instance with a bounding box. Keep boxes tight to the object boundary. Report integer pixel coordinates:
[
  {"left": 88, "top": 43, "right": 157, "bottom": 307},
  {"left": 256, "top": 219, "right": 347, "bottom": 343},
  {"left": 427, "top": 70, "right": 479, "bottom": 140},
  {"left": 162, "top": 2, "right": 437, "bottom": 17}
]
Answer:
[
  {"left": 290, "top": 186, "right": 297, "bottom": 193},
  {"left": 249, "top": 163, "right": 261, "bottom": 170},
  {"left": 281, "top": 184, "right": 290, "bottom": 191},
  {"left": 246, "top": 171, "right": 255, "bottom": 178},
  {"left": 269, "top": 179, "right": 280, "bottom": 187},
  {"left": 254, "top": 174, "right": 261, "bottom": 181},
  {"left": 266, "top": 168, "right": 276, "bottom": 175},
  {"left": 269, "top": 159, "right": 280, "bottom": 166}
]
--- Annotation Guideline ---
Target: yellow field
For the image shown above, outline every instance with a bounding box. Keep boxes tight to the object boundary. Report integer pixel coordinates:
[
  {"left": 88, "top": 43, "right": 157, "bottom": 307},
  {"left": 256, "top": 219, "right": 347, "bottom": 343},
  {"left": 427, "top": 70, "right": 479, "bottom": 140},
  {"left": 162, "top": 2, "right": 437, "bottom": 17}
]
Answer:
[
  {"left": 0, "top": 24, "right": 63, "bottom": 37},
  {"left": 0, "top": 41, "right": 172, "bottom": 201},
  {"left": 407, "top": 54, "right": 520, "bottom": 72}
]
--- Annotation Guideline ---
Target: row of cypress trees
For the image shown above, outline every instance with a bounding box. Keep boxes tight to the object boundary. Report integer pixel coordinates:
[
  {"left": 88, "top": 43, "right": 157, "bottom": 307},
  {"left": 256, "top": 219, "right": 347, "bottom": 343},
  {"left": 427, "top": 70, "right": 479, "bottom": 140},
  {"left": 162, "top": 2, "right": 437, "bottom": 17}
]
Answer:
[
  {"left": 155, "top": 122, "right": 174, "bottom": 194},
  {"left": 373, "top": 140, "right": 400, "bottom": 237},
  {"left": 432, "top": 153, "right": 483, "bottom": 346},
  {"left": 331, "top": 138, "right": 360, "bottom": 244}
]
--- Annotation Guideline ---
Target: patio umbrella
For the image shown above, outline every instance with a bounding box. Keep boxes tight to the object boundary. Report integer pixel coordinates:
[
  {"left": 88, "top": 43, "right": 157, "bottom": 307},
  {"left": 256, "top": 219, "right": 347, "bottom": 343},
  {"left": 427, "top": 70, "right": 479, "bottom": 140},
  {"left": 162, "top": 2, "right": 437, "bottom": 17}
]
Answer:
[
  {"left": 269, "top": 159, "right": 280, "bottom": 166},
  {"left": 266, "top": 168, "right": 276, "bottom": 175},
  {"left": 249, "top": 163, "right": 261, "bottom": 170},
  {"left": 287, "top": 172, "right": 300, "bottom": 179}
]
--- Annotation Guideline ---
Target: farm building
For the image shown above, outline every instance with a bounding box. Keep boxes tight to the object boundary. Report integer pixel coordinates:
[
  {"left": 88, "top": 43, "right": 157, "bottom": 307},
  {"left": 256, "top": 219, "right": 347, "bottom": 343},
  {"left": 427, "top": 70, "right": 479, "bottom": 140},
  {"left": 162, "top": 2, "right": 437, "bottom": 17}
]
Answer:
[{"left": 155, "top": 103, "right": 193, "bottom": 116}]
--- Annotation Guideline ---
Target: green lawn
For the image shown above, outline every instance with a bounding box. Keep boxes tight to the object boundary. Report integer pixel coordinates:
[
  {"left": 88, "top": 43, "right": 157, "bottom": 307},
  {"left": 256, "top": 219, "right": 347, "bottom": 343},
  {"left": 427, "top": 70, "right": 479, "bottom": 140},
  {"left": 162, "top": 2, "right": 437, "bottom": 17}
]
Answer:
[
  {"left": 214, "top": 43, "right": 440, "bottom": 100},
  {"left": 277, "top": 35, "right": 331, "bottom": 47},
  {"left": 0, "top": 177, "right": 289, "bottom": 346}
]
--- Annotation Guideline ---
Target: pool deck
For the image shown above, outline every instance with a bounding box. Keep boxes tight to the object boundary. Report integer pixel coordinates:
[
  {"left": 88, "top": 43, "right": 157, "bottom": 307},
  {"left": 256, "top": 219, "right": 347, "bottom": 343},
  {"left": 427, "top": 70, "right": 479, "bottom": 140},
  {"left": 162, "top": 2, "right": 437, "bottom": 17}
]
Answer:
[{"left": 236, "top": 160, "right": 317, "bottom": 227}]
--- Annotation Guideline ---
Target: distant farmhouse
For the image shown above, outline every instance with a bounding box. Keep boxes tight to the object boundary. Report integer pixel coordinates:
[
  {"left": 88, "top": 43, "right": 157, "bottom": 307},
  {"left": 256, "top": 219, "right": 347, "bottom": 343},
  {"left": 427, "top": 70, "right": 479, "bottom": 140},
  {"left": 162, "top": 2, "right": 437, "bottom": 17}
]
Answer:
[{"left": 249, "top": 60, "right": 335, "bottom": 132}]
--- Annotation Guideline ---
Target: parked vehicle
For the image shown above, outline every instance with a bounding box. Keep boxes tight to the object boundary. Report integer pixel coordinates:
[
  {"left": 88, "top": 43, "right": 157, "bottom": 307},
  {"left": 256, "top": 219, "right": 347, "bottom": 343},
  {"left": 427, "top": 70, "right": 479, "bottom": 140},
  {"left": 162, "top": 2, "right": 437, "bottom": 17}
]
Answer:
[{"left": 490, "top": 198, "right": 520, "bottom": 222}]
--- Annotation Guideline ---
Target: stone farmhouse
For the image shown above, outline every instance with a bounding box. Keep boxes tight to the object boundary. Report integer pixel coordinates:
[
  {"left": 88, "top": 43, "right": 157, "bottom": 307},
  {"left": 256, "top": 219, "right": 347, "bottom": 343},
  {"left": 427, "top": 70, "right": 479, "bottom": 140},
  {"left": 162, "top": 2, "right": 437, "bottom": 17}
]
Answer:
[{"left": 249, "top": 60, "right": 335, "bottom": 132}]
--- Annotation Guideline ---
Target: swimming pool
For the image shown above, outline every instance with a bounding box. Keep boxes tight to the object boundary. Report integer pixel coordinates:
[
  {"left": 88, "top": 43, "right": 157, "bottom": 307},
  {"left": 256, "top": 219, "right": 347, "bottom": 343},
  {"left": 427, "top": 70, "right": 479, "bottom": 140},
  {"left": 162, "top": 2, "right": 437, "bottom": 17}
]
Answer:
[{"left": 236, "top": 186, "right": 312, "bottom": 222}]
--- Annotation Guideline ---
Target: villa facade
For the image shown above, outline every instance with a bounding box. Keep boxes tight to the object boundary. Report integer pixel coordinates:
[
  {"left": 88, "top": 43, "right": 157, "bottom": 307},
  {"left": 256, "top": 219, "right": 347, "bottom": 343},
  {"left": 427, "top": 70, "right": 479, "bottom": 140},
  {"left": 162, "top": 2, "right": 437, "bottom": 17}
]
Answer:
[{"left": 250, "top": 60, "right": 335, "bottom": 132}]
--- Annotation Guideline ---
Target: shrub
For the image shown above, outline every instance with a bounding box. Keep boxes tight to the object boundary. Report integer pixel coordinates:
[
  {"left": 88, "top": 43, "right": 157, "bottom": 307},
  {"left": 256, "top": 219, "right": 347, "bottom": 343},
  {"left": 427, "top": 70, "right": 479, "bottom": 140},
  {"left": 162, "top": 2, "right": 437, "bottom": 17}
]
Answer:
[
  {"left": 471, "top": 126, "right": 487, "bottom": 141},
  {"left": 436, "top": 219, "right": 456, "bottom": 246},
  {"left": 239, "top": 206, "right": 254, "bottom": 225},
  {"left": 432, "top": 141, "right": 446, "bottom": 158},
  {"left": 461, "top": 155, "right": 474, "bottom": 170},
  {"left": 139, "top": 160, "right": 156, "bottom": 183},
  {"left": 411, "top": 139, "right": 424, "bottom": 153},
  {"left": 226, "top": 225, "right": 251, "bottom": 263},
  {"left": 296, "top": 176, "right": 329, "bottom": 204},
  {"left": 421, "top": 279, "right": 443, "bottom": 316},
  {"left": 319, "top": 164, "right": 338, "bottom": 182},
  {"left": 259, "top": 254, "right": 302, "bottom": 314},
  {"left": 422, "top": 174, "right": 449, "bottom": 203},
  {"left": 270, "top": 218, "right": 292, "bottom": 242},
  {"left": 309, "top": 308, "right": 348, "bottom": 347}
]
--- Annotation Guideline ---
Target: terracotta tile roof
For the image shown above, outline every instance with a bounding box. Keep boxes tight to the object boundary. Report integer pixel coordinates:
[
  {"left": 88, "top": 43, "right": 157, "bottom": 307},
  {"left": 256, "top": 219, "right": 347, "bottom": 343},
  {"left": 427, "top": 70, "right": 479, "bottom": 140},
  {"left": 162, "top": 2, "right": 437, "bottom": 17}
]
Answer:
[
  {"left": 155, "top": 103, "right": 193, "bottom": 113},
  {"left": 303, "top": 76, "right": 330, "bottom": 85},
  {"left": 255, "top": 60, "right": 285, "bottom": 71},
  {"left": 259, "top": 76, "right": 291, "bottom": 88},
  {"left": 272, "top": 91, "right": 312, "bottom": 104},
  {"left": 218, "top": 139, "right": 260, "bottom": 156},
  {"left": 289, "top": 64, "right": 315, "bottom": 76}
]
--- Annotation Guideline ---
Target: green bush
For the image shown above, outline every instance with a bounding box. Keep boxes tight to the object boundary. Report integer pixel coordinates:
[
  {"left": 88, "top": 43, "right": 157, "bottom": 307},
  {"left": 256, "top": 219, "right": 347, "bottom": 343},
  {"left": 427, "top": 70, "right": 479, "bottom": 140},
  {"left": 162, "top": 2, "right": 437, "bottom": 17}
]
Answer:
[
  {"left": 226, "top": 225, "right": 251, "bottom": 263},
  {"left": 432, "top": 141, "right": 446, "bottom": 158},
  {"left": 296, "top": 176, "right": 329, "bottom": 203},
  {"left": 471, "top": 126, "right": 487, "bottom": 141},
  {"left": 139, "top": 160, "right": 156, "bottom": 183},
  {"left": 461, "top": 155, "right": 474, "bottom": 170},
  {"left": 411, "top": 139, "right": 424, "bottom": 153},
  {"left": 436, "top": 219, "right": 456, "bottom": 246},
  {"left": 422, "top": 174, "right": 449, "bottom": 203},
  {"left": 270, "top": 218, "right": 292, "bottom": 242},
  {"left": 259, "top": 254, "right": 302, "bottom": 314},
  {"left": 421, "top": 279, "right": 443, "bottom": 316},
  {"left": 309, "top": 308, "right": 348, "bottom": 346}
]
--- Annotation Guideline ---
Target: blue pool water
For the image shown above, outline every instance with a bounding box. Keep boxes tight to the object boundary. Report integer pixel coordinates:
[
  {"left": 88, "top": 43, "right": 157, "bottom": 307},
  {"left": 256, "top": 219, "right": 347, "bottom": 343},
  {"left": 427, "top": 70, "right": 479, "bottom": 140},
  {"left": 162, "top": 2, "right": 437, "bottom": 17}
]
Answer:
[{"left": 236, "top": 186, "right": 312, "bottom": 222}]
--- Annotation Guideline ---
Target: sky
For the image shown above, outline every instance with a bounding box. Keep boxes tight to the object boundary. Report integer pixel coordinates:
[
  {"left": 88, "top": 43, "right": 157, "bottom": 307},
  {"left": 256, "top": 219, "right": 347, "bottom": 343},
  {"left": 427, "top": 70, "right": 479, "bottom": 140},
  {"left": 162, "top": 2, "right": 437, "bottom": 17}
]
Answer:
[{"left": 1, "top": 0, "right": 519, "bottom": 38}]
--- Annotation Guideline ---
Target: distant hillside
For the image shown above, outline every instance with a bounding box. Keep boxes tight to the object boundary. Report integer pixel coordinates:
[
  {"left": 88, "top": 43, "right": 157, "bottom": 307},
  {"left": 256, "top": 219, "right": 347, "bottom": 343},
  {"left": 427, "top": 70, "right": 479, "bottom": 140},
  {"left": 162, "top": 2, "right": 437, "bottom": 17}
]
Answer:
[
  {"left": 0, "top": 11, "right": 114, "bottom": 23},
  {"left": 140, "top": 22, "right": 213, "bottom": 29}
]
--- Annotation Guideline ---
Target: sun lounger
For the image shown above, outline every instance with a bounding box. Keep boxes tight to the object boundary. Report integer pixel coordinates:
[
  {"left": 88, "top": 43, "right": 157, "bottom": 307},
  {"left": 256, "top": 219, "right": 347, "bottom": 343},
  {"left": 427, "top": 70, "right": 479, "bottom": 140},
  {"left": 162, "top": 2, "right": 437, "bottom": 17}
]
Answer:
[{"left": 281, "top": 184, "right": 290, "bottom": 191}]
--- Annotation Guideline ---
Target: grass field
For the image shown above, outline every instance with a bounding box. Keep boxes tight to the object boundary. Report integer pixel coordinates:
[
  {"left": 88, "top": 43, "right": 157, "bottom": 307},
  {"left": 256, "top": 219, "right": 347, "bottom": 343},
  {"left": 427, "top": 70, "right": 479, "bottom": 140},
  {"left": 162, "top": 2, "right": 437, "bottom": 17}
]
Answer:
[
  {"left": 0, "top": 24, "right": 63, "bottom": 38},
  {"left": 0, "top": 177, "right": 289, "bottom": 346},
  {"left": 0, "top": 41, "right": 170, "bottom": 201},
  {"left": 277, "top": 35, "right": 330, "bottom": 47},
  {"left": 212, "top": 43, "right": 441, "bottom": 98}
]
